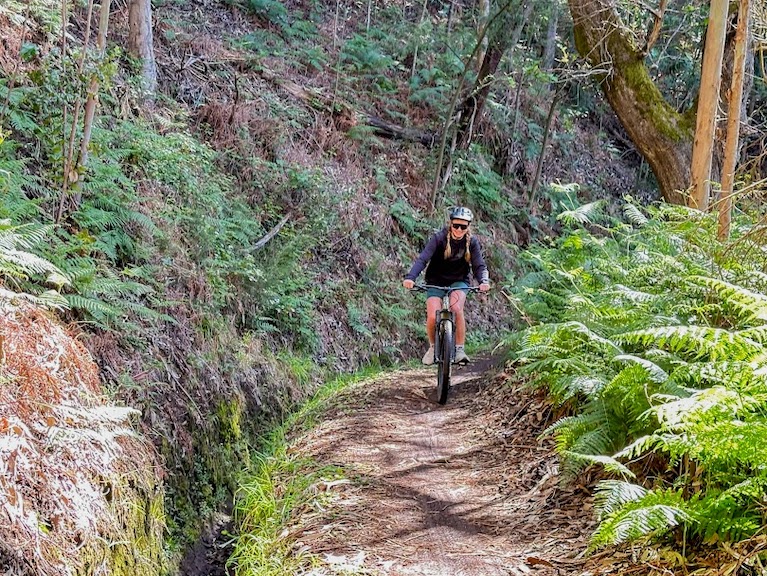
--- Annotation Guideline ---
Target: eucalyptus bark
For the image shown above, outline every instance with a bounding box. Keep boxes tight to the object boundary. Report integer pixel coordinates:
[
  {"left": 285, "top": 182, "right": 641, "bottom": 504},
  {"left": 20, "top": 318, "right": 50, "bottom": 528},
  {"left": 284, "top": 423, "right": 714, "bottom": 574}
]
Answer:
[
  {"left": 689, "top": 0, "right": 729, "bottom": 210},
  {"left": 718, "top": 0, "right": 751, "bottom": 240},
  {"left": 128, "top": 0, "right": 157, "bottom": 96},
  {"left": 567, "top": 0, "right": 694, "bottom": 204}
]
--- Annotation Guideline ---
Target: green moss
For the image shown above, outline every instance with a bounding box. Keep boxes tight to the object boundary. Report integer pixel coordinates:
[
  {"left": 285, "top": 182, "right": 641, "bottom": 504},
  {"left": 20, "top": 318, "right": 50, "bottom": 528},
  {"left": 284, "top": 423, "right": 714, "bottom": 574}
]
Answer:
[
  {"left": 73, "top": 478, "right": 166, "bottom": 576},
  {"left": 162, "top": 390, "right": 257, "bottom": 559},
  {"left": 621, "top": 60, "right": 693, "bottom": 142}
]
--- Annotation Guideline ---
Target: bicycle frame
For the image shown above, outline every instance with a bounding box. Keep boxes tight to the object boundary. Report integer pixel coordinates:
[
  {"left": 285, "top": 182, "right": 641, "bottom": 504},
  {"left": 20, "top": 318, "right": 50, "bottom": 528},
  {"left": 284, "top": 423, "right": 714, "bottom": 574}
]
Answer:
[
  {"left": 434, "top": 291, "right": 457, "bottom": 364},
  {"left": 411, "top": 284, "right": 479, "bottom": 404}
]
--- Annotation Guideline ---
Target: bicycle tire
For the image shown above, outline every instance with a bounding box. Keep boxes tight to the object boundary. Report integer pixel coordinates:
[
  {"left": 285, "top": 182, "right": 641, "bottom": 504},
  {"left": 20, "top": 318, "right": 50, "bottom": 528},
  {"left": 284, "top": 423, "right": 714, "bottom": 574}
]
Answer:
[{"left": 437, "top": 321, "right": 453, "bottom": 404}]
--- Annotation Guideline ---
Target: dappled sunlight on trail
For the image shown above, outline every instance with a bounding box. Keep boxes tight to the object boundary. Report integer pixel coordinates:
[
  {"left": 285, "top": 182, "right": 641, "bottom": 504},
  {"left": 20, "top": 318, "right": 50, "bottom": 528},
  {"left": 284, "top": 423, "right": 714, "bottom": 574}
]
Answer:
[{"left": 288, "top": 360, "right": 598, "bottom": 575}]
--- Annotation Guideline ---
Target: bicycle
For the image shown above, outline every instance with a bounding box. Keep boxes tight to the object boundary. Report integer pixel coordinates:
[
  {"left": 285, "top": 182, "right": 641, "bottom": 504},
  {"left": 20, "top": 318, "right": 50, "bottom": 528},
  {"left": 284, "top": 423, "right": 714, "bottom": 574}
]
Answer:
[{"left": 411, "top": 284, "right": 480, "bottom": 404}]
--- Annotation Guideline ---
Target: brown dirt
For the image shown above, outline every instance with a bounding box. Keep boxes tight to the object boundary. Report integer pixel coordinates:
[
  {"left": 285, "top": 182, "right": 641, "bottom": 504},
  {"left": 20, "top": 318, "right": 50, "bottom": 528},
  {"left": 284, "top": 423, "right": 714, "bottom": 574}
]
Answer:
[{"left": 284, "top": 357, "right": 607, "bottom": 576}]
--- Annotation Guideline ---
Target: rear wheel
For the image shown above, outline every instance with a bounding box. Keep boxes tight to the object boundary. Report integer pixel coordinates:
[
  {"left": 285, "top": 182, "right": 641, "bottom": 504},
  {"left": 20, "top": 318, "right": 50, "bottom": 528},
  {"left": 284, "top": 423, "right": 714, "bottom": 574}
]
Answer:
[{"left": 437, "top": 321, "right": 453, "bottom": 404}]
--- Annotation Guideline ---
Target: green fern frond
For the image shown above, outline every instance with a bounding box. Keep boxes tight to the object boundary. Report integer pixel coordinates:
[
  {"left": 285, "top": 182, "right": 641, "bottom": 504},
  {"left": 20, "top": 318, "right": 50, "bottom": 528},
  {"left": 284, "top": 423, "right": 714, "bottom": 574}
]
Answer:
[
  {"left": 1, "top": 249, "right": 61, "bottom": 277},
  {"left": 545, "top": 405, "right": 614, "bottom": 452},
  {"left": 594, "top": 480, "right": 648, "bottom": 520},
  {"left": 525, "top": 355, "right": 594, "bottom": 377},
  {"left": 669, "top": 361, "right": 765, "bottom": 391},
  {"left": 0, "top": 221, "right": 71, "bottom": 287},
  {"left": 0, "top": 287, "right": 68, "bottom": 310},
  {"left": 591, "top": 490, "right": 691, "bottom": 550},
  {"left": 612, "top": 354, "right": 668, "bottom": 384},
  {"left": 650, "top": 386, "right": 738, "bottom": 427},
  {"left": 613, "top": 433, "right": 667, "bottom": 460},
  {"left": 80, "top": 277, "right": 147, "bottom": 298},
  {"left": 34, "top": 289, "right": 70, "bottom": 310},
  {"left": 611, "top": 284, "right": 657, "bottom": 304},
  {"left": 689, "top": 275, "right": 767, "bottom": 324},
  {"left": 7, "top": 108, "right": 40, "bottom": 135},
  {"left": 693, "top": 479, "right": 766, "bottom": 541},
  {"left": 562, "top": 452, "right": 636, "bottom": 480},
  {"left": 120, "top": 301, "right": 176, "bottom": 324},
  {"left": 566, "top": 375, "right": 607, "bottom": 396},
  {"left": 74, "top": 206, "right": 126, "bottom": 230},
  {"left": 64, "top": 294, "right": 120, "bottom": 321},
  {"left": 551, "top": 321, "right": 623, "bottom": 355},
  {"left": 737, "top": 325, "right": 767, "bottom": 344},
  {"left": 619, "top": 326, "right": 762, "bottom": 362},
  {"left": 0, "top": 220, "right": 52, "bottom": 250},
  {"left": 623, "top": 203, "right": 648, "bottom": 226},
  {"left": 557, "top": 200, "right": 606, "bottom": 226}
]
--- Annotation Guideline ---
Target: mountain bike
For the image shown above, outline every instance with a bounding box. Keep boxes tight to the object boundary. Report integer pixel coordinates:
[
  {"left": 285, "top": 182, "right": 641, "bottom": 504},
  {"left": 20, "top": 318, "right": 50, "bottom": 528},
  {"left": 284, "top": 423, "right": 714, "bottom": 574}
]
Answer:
[{"left": 411, "top": 284, "right": 480, "bottom": 405}]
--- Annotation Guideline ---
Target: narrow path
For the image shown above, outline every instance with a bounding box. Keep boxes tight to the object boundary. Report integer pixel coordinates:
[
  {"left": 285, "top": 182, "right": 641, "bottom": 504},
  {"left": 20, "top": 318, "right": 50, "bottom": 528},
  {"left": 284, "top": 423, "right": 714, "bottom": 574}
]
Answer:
[{"left": 289, "top": 359, "right": 599, "bottom": 575}]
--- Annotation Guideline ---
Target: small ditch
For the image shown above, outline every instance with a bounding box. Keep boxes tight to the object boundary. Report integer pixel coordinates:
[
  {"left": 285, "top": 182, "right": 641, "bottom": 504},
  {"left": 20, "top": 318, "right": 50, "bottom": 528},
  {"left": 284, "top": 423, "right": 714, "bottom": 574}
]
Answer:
[{"left": 178, "top": 509, "right": 235, "bottom": 576}]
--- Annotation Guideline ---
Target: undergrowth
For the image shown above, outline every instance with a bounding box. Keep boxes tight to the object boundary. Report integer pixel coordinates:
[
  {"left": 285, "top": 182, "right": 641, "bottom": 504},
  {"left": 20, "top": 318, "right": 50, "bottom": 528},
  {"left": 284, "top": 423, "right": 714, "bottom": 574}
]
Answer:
[
  {"left": 229, "top": 368, "right": 381, "bottom": 575},
  {"left": 507, "top": 197, "right": 767, "bottom": 560}
]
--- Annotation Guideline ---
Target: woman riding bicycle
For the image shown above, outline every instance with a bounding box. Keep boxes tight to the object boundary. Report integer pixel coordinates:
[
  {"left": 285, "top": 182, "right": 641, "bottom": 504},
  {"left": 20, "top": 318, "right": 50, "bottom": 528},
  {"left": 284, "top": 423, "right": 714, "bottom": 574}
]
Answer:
[{"left": 402, "top": 206, "right": 490, "bottom": 365}]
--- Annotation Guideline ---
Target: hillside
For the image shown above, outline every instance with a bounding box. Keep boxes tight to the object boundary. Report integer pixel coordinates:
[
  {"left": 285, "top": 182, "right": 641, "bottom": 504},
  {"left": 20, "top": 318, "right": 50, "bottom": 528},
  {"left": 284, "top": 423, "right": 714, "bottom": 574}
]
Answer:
[{"left": 0, "top": 0, "right": 671, "bottom": 573}]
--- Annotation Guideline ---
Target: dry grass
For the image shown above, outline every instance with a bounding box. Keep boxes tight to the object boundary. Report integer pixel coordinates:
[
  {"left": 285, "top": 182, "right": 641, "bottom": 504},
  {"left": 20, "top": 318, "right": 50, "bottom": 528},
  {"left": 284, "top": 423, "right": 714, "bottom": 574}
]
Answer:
[{"left": 0, "top": 298, "right": 163, "bottom": 575}]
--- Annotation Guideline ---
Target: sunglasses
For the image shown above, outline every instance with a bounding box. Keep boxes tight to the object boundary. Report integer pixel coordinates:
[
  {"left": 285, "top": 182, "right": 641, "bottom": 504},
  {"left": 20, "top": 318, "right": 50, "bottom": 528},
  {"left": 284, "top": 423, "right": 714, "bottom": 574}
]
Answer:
[{"left": 451, "top": 223, "right": 469, "bottom": 231}]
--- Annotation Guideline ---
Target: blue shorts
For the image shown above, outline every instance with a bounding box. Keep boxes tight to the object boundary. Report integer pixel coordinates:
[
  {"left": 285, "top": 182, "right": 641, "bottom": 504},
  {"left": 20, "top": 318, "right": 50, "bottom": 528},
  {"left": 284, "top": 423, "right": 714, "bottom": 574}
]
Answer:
[{"left": 426, "top": 281, "right": 469, "bottom": 299}]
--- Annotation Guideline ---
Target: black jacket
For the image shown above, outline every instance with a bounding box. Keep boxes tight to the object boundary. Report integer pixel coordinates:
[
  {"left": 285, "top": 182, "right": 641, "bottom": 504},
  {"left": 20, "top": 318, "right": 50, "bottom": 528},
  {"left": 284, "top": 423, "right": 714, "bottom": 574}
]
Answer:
[{"left": 405, "top": 228, "right": 489, "bottom": 286}]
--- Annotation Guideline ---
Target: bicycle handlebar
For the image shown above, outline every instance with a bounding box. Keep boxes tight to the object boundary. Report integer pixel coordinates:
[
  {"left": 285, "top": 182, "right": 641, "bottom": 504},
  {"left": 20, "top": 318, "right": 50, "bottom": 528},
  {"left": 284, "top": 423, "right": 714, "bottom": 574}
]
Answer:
[{"left": 409, "top": 283, "right": 482, "bottom": 293}]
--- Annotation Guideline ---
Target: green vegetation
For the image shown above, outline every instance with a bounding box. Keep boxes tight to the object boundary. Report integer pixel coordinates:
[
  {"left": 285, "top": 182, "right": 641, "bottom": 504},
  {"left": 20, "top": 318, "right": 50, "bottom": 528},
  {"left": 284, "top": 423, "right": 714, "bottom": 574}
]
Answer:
[
  {"left": 229, "top": 369, "right": 378, "bottom": 575},
  {"left": 508, "top": 200, "right": 767, "bottom": 552},
  {"left": 1, "top": 0, "right": 766, "bottom": 572}
]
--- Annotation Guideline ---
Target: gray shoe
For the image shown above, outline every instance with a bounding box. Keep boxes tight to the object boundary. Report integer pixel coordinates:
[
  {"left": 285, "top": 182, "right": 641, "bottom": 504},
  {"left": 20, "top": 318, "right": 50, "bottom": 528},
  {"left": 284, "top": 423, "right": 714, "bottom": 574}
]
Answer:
[
  {"left": 454, "top": 347, "right": 469, "bottom": 365},
  {"left": 422, "top": 345, "right": 435, "bottom": 365}
]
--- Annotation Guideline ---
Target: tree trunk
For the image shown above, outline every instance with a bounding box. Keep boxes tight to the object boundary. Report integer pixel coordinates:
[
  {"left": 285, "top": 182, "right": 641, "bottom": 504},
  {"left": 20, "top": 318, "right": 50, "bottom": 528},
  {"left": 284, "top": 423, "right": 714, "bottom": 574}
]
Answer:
[
  {"left": 128, "top": 0, "right": 157, "bottom": 96},
  {"left": 718, "top": 0, "right": 751, "bottom": 240},
  {"left": 455, "top": 38, "right": 506, "bottom": 148},
  {"left": 476, "top": 0, "right": 491, "bottom": 72},
  {"left": 567, "top": 0, "right": 694, "bottom": 205},
  {"left": 454, "top": 1, "right": 529, "bottom": 149},
  {"left": 689, "top": 0, "right": 729, "bottom": 210},
  {"left": 543, "top": 3, "right": 558, "bottom": 72},
  {"left": 56, "top": 0, "right": 111, "bottom": 221}
]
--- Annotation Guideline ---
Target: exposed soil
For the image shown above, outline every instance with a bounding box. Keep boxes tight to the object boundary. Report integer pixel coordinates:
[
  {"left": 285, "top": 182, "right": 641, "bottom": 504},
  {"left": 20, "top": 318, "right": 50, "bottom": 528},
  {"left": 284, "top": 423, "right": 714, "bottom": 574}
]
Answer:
[
  {"left": 179, "top": 509, "right": 234, "bottom": 576},
  {"left": 280, "top": 356, "right": 611, "bottom": 576}
]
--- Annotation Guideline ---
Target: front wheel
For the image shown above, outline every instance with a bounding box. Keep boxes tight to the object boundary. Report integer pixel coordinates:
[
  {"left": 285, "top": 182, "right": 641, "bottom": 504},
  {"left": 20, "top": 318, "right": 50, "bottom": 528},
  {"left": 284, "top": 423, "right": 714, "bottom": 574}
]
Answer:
[{"left": 436, "top": 321, "right": 453, "bottom": 404}]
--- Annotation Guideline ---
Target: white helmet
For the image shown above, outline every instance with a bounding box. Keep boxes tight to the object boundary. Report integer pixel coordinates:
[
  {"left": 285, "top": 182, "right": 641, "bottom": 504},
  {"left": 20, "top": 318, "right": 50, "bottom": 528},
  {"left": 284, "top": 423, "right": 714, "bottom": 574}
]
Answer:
[{"left": 449, "top": 206, "right": 474, "bottom": 222}]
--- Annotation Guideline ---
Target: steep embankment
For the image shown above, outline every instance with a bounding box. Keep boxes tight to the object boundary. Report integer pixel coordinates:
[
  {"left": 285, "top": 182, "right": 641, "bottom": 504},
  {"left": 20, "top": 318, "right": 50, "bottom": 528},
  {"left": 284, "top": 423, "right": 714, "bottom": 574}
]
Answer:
[{"left": 0, "top": 300, "right": 164, "bottom": 575}]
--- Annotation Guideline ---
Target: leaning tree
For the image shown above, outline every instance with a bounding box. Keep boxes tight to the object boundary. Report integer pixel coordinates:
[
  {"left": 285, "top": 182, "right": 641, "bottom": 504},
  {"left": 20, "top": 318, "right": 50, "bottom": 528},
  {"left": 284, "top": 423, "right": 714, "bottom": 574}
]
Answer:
[{"left": 566, "top": 0, "right": 750, "bottom": 205}]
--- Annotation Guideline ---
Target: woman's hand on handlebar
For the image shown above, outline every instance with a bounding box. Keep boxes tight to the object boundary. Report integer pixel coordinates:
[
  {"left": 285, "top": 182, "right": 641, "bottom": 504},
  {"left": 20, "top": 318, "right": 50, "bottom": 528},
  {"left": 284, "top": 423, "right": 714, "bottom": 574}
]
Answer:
[
  {"left": 403, "top": 279, "right": 415, "bottom": 290},
  {"left": 479, "top": 282, "right": 490, "bottom": 293}
]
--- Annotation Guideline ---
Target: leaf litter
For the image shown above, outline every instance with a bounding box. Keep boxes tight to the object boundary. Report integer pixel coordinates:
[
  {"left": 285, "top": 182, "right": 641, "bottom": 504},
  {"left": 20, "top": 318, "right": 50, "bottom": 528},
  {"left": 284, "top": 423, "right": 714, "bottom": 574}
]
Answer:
[{"left": 272, "top": 356, "right": 603, "bottom": 576}]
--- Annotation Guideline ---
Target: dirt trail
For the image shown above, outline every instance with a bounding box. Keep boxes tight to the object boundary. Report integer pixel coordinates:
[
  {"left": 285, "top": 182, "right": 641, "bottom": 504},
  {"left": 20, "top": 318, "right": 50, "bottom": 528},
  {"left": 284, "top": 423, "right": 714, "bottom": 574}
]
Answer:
[{"left": 289, "top": 358, "right": 604, "bottom": 576}]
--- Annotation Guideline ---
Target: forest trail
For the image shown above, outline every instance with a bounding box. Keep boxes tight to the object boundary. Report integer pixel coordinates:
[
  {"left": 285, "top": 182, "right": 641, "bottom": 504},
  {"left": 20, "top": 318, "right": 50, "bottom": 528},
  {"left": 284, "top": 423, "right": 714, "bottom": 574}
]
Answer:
[{"left": 286, "top": 357, "right": 606, "bottom": 576}]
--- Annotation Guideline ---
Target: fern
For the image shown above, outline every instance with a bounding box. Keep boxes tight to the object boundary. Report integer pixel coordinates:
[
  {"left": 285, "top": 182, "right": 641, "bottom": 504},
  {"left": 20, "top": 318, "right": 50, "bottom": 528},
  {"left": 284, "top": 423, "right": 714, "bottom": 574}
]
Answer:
[
  {"left": 688, "top": 275, "right": 767, "bottom": 324},
  {"left": 623, "top": 203, "right": 649, "bottom": 227},
  {"left": 612, "top": 354, "right": 669, "bottom": 384},
  {"left": 591, "top": 482, "right": 691, "bottom": 550},
  {"left": 63, "top": 294, "right": 121, "bottom": 322},
  {"left": 562, "top": 452, "right": 636, "bottom": 480},
  {"left": 619, "top": 326, "right": 762, "bottom": 362},
  {"left": 0, "top": 220, "right": 71, "bottom": 300},
  {"left": 511, "top": 201, "right": 767, "bottom": 550},
  {"left": 557, "top": 200, "right": 606, "bottom": 226}
]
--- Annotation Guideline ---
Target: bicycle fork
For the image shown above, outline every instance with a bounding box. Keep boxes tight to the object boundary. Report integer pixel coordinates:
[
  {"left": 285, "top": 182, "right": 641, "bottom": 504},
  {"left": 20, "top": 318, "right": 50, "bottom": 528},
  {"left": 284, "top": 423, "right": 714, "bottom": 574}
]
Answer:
[{"left": 434, "top": 305, "right": 455, "bottom": 364}]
